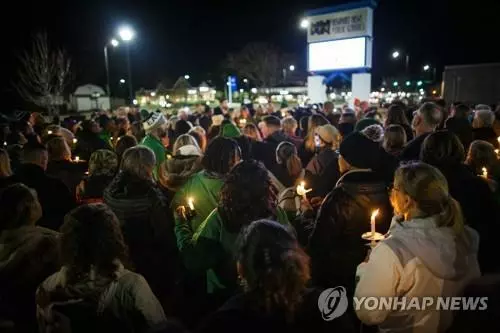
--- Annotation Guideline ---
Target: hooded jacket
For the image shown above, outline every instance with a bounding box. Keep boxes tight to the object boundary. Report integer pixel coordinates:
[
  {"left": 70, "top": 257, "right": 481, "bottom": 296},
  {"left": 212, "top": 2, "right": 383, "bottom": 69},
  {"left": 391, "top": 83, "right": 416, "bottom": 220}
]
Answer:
[
  {"left": 355, "top": 216, "right": 480, "bottom": 333},
  {"left": 0, "top": 226, "right": 59, "bottom": 331},
  {"left": 161, "top": 155, "right": 202, "bottom": 192},
  {"left": 37, "top": 263, "right": 166, "bottom": 333}
]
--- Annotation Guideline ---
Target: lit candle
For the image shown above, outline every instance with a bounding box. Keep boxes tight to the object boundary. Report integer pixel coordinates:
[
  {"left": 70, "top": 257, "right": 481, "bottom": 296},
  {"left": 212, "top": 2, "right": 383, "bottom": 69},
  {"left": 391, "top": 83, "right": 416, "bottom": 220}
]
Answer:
[
  {"left": 111, "top": 137, "right": 114, "bottom": 141},
  {"left": 482, "top": 167, "right": 488, "bottom": 179},
  {"left": 187, "top": 197, "right": 195, "bottom": 211},
  {"left": 296, "top": 181, "right": 312, "bottom": 199},
  {"left": 74, "top": 156, "right": 80, "bottom": 162},
  {"left": 72, "top": 138, "right": 78, "bottom": 144},
  {"left": 497, "top": 137, "right": 500, "bottom": 145},
  {"left": 3, "top": 141, "right": 6, "bottom": 146},
  {"left": 495, "top": 149, "right": 499, "bottom": 158},
  {"left": 371, "top": 209, "right": 380, "bottom": 247},
  {"left": 47, "top": 130, "right": 53, "bottom": 135},
  {"left": 239, "top": 118, "right": 247, "bottom": 126}
]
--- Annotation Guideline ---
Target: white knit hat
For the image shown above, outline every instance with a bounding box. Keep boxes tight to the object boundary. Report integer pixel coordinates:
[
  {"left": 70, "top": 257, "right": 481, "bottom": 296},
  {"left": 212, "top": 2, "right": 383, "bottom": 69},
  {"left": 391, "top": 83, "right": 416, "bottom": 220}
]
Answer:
[
  {"left": 177, "top": 144, "right": 203, "bottom": 157},
  {"left": 143, "top": 111, "right": 167, "bottom": 132}
]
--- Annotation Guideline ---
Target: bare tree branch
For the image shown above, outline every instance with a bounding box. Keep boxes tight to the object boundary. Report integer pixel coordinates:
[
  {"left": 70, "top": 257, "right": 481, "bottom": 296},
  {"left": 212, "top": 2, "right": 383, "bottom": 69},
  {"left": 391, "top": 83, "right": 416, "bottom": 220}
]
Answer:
[{"left": 13, "top": 32, "right": 72, "bottom": 115}]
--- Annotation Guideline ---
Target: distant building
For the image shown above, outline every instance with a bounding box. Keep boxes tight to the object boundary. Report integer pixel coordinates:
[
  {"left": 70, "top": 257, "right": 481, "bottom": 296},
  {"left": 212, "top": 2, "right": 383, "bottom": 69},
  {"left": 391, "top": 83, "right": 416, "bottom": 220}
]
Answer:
[{"left": 71, "top": 84, "right": 110, "bottom": 111}]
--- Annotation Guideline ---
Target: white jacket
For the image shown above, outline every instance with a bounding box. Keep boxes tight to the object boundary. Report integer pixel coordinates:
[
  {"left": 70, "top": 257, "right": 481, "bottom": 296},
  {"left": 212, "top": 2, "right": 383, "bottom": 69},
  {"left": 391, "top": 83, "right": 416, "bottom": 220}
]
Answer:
[{"left": 355, "top": 215, "right": 480, "bottom": 333}]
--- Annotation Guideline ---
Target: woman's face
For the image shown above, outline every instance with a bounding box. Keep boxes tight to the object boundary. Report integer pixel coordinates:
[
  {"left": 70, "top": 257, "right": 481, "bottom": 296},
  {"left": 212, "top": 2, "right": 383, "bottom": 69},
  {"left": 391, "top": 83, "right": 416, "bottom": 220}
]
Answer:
[{"left": 390, "top": 182, "right": 412, "bottom": 216}]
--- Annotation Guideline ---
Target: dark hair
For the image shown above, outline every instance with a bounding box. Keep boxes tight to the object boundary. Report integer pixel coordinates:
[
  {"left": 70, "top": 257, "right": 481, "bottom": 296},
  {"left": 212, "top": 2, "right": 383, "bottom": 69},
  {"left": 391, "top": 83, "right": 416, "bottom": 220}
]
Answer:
[
  {"left": 0, "top": 183, "right": 41, "bottom": 231},
  {"left": 115, "top": 135, "right": 138, "bottom": 160},
  {"left": 237, "top": 220, "right": 310, "bottom": 319},
  {"left": 276, "top": 142, "right": 302, "bottom": 179},
  {"left": 175, "top": 120, "right": 192, "bottom": 137},
  {"left": 454, "top": 104, "right": 471, "bottom": 118},
  {"left": 22, "top": 141, "right": 47, "bottom": 163},
  {"left": 421, "top": 131, "right": 465, "bottom": 167},
  {"left": 207, "top": 125, "right": 221, "bottom": 141},
  {"left": 219, "top": 160, "right": 274, "bottom": 233},
  {"left": 202, "top": 137, "right": 241, "bottom": 176},
  {"left": 263, "top": 116, "right": 281, "bottom": 128},
  {"left": 98, "top": 115, "right": 111, "bottom": 129},
  {"left": 385, "top": 104, "right": 410, "bottom": 127},
  {"left": 60, "top": 203, "right": 128, "bottom": 284}
]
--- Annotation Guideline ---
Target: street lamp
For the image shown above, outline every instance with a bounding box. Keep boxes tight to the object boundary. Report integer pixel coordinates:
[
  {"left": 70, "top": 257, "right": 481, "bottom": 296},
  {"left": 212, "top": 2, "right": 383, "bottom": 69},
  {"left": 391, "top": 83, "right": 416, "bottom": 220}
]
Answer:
[
  {"left": 243, "top": 78, "right": 248, "bottom": 83},
  {"left": 104, "top": 39, "right": 120, "bottom": 96},
  {"left": 423, "top": 64, "right": 430, "bottom": 71},
  {"left": 118, "top": 25, "right": 135, "bottom": 105},
  {"left": 289, "top": 65, "right": 295, "bottom": 71},
  {"left": 119, "top": 79, "right": 125, "bottom": 84},
  {"left": 391, "top": 50, "right": 409, "bottom": 74},
  {"left": 300, "top": 19, "right": 310, "bottom": 29},
  {"left": 184, "top": 74, "right": 190, "bottom": 80}
]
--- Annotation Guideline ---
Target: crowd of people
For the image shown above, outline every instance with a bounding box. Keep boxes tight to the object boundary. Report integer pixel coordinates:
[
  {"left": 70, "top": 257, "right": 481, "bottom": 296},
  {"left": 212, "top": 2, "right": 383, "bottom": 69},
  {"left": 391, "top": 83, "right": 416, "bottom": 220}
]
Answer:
[{"left": 0, "top": 98, "right": 500, "bottom": 333}]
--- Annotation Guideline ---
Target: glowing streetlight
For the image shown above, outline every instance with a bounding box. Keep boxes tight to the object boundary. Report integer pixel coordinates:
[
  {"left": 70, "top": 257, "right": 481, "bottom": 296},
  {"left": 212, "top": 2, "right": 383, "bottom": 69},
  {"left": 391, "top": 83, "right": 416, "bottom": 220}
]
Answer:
[
  {"left": 393, "top": 81, "right": 398, "bottom": 87},
  {"left": 119, "top": 79, "right": 125, "bottom": 84},
  {"left": 289, "top": 65, "right": 295, "bottom": 71},
  {"left": 405, "top": 81, "right": 411, "bottom": 86},
  {"left": 118, "top": 26, "right": 135, "bottom": 42},
  {"left": 251, "top": 88, "right": 258, "bottom": 94},
  {"left": 243, "top": 78, "right": 248, "bottom": 83},
  {"left": 300, "top": 19, "right": 310, "bottom": 29},
  {"left": 423, "top": 64, "right": 430, "bottom": 71},
  {"left": 392, "top": 51, "right": 400, "bottom": 59},
  {"left": 184, "top": 74, "right": 190, "bottom": 80},
  {"left": 150, "top": 92, "right": 156, "bottom": 97},
  {"left": 110, "top": 39, "right": 119, "bottom": 47}
]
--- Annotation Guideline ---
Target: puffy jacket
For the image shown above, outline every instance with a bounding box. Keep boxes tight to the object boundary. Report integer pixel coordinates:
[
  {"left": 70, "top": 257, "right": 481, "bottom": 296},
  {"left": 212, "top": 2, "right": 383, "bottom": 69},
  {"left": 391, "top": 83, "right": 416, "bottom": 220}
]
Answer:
[
  {"left": 307, "top": 169, "right": 392, "bottom": 294},
  {"left": 355, "top": 216, "right": 480, "bottom": 333},
  {"left": 37, "top": 263, "right": 167, "bottom": 333}
]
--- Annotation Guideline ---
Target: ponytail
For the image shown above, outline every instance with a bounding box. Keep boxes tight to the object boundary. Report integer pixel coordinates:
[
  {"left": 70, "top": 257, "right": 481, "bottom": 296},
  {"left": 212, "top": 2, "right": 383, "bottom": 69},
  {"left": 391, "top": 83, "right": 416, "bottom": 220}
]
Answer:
[
  {"left": 286, "top": 155, "right": 303, "bottom": 179},
  {"left": 437, "top": 195, "right": 465, "bottom": 235}
]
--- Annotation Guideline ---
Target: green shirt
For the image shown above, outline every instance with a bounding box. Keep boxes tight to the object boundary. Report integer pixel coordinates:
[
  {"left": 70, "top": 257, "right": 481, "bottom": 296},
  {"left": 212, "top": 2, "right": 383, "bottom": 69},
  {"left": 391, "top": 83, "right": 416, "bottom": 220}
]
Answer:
[
  {"left": 172, "top": 171, "right": 224, "bottom": 233},
  {"left": 175, "top": 207, "right": 290, "bottom": 294},
  {"left": 140, "top": 134, "right": 166, "bottom": 179}
]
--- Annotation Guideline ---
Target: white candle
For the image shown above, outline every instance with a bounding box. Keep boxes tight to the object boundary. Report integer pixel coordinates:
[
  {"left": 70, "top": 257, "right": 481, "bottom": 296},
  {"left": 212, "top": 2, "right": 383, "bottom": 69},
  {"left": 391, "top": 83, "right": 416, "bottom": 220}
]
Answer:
[
  {"left": 74, "top": 156, "right": 80, "bottom": 162},
  {"left": 47, "top": 130, "right": 53, "bottom": 135},
  {"left": 187, "top": 197, "right": 195, "bottom": 211},
  {"left": 371, "top": 209, "right": 379, "bottom": 246},
  {"left": 73, "top": 138, "right": 78, "bottom": 144},
  {"left": 482, "top": 167, "right": 488, "bottom": 179},
  {"left": 296, "top": 181, "right": 311, "bottom": 199}
]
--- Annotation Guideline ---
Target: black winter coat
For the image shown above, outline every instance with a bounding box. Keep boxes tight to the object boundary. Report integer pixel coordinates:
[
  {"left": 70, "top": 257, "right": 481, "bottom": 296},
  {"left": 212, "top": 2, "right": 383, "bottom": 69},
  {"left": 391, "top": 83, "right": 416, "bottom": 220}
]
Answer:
[
  {"left": 472, "top": 127, "right": 499, "bottom": 148},
  {"left": 198, "top": 289, "right": 355, "bottom": 333},
  {"left": 252, "top": 131, "right": 291, "bottom": 172},
  {"left": 304, "top": 149, "right": 340, "bottom": 198},
  {"left": 15, "top": 164, "right": 75, "bottom": 231},
  {"left": 432, "top": 163, "right": 500, "bottom": 273},
  {"left": 74, "top": 132, "right": 112, "bottom": 161},
  {"left": 46, "top": 160, "right": 87, "bottom": 199},
  {"left": 308, "top": 170, "right": 392, "bottom": 294},
  {"left": 103, "top": 171, "right": 181, "bottom": 314}
]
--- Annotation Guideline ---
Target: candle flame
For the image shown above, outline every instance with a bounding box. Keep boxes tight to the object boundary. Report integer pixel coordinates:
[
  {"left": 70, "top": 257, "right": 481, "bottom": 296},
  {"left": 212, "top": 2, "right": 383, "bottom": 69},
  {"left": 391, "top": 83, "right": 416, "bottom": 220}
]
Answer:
[
  {"left": 496, "top": 149, "right": 499, "bottom": 154},
  {"left": 75, "top": 156, "right": 80, "bottom": 162},
  {"left": 73, "top": 138, "right": 78, "bottom": 144},
  {"left": 497, "top": 137, "right": 500, "bottom": 144},
  {"left": 47, "top": 130, "right": 53, "bottom": 135},
  {"left": 482, "top": 167, "right": 488, "bottom": 176},
  {"left": 300, "top": 181, "right": 305, "bottom": 187},
  {"left": 371, "top": 209, "right": 380, "bottom": 220},
  {"left": 187, "top": 197, "right": 195, "bottom": 210}
]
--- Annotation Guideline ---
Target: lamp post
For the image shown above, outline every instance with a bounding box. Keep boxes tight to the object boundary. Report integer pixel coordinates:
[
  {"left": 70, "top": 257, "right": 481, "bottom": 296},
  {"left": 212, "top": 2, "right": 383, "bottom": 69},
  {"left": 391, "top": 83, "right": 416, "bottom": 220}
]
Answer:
[
  {"left": 104, "top": 38, "right": 119, "bottom": 96},
  {"left": 118, "top": 26, "right": 135, "bottom": 105},
  {"left": 282, "top": 65, "right": 295, "bottom": 83},
  {"left": 392, "top": 50, "right": 410, "bottom": 74}
]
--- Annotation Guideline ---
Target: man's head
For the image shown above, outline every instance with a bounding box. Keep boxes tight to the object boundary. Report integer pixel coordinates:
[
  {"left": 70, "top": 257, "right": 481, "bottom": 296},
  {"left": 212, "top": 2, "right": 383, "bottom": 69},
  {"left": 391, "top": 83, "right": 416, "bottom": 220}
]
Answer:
[
  {"left": 260, "top": 116, "right": 281, "bottom": 139},
  {"left": 324, "top": 101, "right": 334, "bottom": 114},
  {"left": 338, "top": 131, "right": 381, "bottom": 173},
  {"left": 219, "top": 98, "right": 229, "bottom": 111},
  {"left": 281, "top": 116, "right": 298, "bottom": 136},
  {"left": 411, "top": 102, "right": 442, "bottom": 135},
  {"left": 22, "top": 142, "right": 48, "bottom": 170},
  {"left": 451, "top": 104, "right": 471, "bottom": 119},
  {"left": 142, "top": 111, "right": 168, "bottom": 138},
  {"left": 473, "top": 106, "right": 494, "bottom": 129}
]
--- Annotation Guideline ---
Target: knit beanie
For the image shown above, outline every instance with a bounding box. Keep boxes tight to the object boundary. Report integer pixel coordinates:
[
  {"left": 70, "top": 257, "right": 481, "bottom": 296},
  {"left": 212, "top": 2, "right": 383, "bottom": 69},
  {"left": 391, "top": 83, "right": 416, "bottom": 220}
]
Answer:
[
  {"left": 142, "top": 110, "right": 167, "bottom": 132},
  {"left": 220, "top": 122, "right": 241, "bottom": 138},
  {"left": 339, "top": 131, "right": 380, "bottom": 169},
  {"left": 361, "top": 124, "right": 384, "bottom": 143},
  {"left": 354, "top": 117, "right": 380, "bottom": 132}
]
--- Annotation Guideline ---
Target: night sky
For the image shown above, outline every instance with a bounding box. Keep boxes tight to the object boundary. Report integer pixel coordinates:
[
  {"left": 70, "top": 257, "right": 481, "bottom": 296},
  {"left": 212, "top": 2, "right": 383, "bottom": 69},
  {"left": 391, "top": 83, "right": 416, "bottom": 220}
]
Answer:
[{"left": 3, "top": 0, "right": 499, "bottom": 108}]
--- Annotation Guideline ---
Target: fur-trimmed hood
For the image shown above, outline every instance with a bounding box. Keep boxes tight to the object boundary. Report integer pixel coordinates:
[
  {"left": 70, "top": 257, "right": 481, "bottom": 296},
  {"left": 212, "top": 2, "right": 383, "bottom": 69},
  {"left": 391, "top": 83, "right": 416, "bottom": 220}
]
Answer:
[{"left": 160, "top": 155, "right": 202, "bottom": 191}]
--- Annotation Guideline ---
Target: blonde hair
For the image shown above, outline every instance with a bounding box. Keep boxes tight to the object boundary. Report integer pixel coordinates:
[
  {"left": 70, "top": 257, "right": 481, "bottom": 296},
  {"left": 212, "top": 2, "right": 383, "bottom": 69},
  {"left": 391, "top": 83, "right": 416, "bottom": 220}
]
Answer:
[
  {"left": 305, "top": 115, "right": 328, "bottom": 152},
  {"left": 465, "top": 140, "right": 497, "bottom": 174},
  {"left": 120, "top": 146, "right": 156, "bottom": 180},
  {"left": 394, "top": 162, "right": 464, "bottom": 235},
  {"left": 46, "top": 136, "right": 71, "bottom": 161},
  {"left": 0, "top": 149, "right": 12, "bottom": 177},
  {"left": 173, "top": 134, "right": 200, "bottom": 155}
]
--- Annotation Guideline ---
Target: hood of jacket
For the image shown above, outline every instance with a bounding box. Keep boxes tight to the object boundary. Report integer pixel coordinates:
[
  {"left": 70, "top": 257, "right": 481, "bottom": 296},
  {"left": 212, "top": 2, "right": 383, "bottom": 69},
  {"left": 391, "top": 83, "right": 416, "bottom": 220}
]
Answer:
[
  {"left": 161, "top": 155, "right": 202, "bottom": 191},
  {"left": 265, "top": 131, "right": 289, "bottom": 145},
  {"left": 387, "top": 215, "right": 479, "bottom": 280},
  {"left": 0, "top": 226, "right": 59, "bottom": 273}
]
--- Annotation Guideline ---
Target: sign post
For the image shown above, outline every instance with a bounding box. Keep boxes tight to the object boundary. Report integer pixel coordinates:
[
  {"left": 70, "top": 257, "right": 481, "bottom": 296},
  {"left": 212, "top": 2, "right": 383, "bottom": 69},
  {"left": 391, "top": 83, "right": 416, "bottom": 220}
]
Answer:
[{"left": 304, "top": 0, "right": 376, "bottom": 104}]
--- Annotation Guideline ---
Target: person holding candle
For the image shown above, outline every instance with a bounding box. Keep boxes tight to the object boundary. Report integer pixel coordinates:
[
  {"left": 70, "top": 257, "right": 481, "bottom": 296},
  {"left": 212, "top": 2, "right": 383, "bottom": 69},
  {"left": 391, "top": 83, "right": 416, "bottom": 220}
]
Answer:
[
  {"left": 421, "top": 131, "right": 500, "bottom": 273},
  {"left": 355, "top": 162, "right": 480, "bottom": 333},
  {"left": 465, "top": 140, "right": 500, "bottom": 194},
  {"left": 175, "top": 160, "right": 290, "bottom": 303},
  {"left": 306, "top": 131, "right": 392, "bottom": 294},
  {"left": 171, "top": 137, "right": 242, "bottom": 232},
  {"left": 73, "top": 120, "right": 112, "bottom": 162}
]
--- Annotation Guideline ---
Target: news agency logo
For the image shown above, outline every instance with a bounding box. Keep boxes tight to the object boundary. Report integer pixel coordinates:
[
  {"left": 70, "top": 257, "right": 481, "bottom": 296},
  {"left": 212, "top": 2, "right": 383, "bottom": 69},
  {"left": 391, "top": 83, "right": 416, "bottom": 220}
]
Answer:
[
  {"left": 317, "top": 286, "right": 349, "bottom": 321},
  {"left": 318, "top": 286, "right": 489, "bottom": 321}
]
